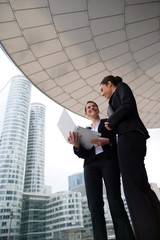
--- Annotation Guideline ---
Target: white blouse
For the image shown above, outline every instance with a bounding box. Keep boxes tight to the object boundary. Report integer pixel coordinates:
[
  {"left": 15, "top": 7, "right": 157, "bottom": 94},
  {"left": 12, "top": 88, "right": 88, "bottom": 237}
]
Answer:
[{"left": 87, "top": 120, "right": 103, "bottom": 155}]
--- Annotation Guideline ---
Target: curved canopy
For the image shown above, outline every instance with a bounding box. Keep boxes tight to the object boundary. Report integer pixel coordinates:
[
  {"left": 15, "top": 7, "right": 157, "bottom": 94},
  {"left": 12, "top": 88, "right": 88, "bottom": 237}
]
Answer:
[{"left": 0, "top": 0, "right": 160, "bottom": 128}]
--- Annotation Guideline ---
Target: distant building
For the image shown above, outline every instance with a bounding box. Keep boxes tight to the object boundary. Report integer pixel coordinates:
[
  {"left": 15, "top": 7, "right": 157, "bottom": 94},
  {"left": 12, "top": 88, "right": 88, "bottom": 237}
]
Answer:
[
  {"left": 44, "top": 185, "right": 52, "bottom": 195},
  {"left": 46, "top": 191, "right": 84, "bottom": 240},
  {"left": 68, "top": 173, "right": 84, "bottom": 190},
  {"left": 20, "top": 193, "right": 49, "bottom": 240}
]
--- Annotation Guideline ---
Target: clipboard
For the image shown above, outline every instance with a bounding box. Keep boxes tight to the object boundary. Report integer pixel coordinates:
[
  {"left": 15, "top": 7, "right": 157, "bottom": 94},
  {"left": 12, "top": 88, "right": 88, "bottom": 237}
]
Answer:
[{"left": 57, "top": 108, "right": 101, "bottom": 149}]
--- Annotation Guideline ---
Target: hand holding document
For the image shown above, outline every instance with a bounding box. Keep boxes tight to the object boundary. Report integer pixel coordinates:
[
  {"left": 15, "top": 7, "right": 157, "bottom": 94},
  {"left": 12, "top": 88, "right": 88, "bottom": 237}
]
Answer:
[{"left": 57, "top": 109, "right": 101, "bottom": 149}]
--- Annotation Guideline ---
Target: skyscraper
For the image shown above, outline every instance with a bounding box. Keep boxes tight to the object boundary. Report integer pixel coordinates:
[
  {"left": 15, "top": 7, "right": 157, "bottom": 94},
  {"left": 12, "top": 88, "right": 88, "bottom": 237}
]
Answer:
[
  {"left": 68, "top": 172, "right": 84, "bottom": 191},
  {"left": 24, "top": 103, "right": 45, "bottom": 194},
  {"left": 0, "top": 75, "right": 32, "bottom": 239}
]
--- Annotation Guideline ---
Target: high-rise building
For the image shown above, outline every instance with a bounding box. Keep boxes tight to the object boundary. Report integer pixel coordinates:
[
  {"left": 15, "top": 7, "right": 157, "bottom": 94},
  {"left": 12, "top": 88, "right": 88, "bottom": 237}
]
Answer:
[
  {"left": 24, "top": 103, "right": 45, "bottom": 194},
  {"left": 46, "top": 191, "right": 84, "bottom": 240},
  {"left": 68, "top": 172, "right": 84, "bottom": 191},
  {"left": 0, "top": 75, "right": 32, "bottom": 239},
  {"left": 20, "top": 192, "right": 48, "bottom": 240}
]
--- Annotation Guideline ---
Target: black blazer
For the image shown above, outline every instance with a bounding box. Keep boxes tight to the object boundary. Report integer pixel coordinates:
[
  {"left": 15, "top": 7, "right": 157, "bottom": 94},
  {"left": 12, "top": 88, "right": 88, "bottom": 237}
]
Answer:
[
  {"left": 108, "top": 82, "right": 149, "bottom": 139},
  {"left": 74, "top": 119, "right": 117, "bottom": 166}
]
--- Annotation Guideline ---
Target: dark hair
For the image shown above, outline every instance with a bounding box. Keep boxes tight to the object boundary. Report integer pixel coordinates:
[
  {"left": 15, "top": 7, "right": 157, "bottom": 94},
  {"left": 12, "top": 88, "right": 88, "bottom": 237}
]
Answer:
[
  {"left": 85, "top": 101, "right": 98, "bottom": 113},
  {"left": 100, "top": 75, "right": 122, "bottom": 86}
]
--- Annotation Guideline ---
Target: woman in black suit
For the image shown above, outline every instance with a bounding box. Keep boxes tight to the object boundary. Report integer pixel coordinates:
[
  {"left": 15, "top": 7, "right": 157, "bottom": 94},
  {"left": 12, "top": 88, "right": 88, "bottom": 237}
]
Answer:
[
  {"left": 100, "top": 75, "right": 160, "bottom": 240},
  {"left": 68, "top": 101, "right": 135, "bottom": 240}
]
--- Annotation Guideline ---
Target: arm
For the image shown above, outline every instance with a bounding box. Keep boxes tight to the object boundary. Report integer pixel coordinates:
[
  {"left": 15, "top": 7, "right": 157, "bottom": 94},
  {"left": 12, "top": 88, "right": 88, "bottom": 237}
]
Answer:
[
  {"left": 91, "top": 137, "right": 112, "bottom": 146},
  {"left": 108, "top": 83, "right": 136, "bottom": 129},
  {"left": 68, "top": 131, "right": 91, "bottom": 159}
]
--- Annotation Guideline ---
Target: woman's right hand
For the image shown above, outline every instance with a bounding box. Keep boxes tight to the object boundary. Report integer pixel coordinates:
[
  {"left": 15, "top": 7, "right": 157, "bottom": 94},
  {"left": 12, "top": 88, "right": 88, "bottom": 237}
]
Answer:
[{"left": 68, "top": 131, "right": 81, "bottom": 150}]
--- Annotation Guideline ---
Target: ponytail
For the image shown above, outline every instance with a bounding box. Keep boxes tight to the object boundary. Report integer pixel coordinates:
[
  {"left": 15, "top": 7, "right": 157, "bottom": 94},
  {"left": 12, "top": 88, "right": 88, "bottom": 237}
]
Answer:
[{"left": 101, "top": 75, "right": 122, "bottom": 86}]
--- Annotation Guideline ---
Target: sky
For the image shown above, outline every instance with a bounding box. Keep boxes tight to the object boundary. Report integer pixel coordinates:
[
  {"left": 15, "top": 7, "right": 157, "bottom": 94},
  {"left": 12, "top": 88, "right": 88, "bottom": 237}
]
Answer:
[{"left": 0, "top": 47, "right": 160, "bottom": 193}]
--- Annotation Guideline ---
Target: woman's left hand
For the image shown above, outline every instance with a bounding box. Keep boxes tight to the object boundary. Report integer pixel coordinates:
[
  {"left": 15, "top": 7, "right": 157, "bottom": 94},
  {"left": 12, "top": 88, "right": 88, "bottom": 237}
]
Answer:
[
  {"left": 104, "top": 121, "right": 112, "bottom": 130},
  {"left": 91, "top": 137, "right": 111, "bottom": 146}
]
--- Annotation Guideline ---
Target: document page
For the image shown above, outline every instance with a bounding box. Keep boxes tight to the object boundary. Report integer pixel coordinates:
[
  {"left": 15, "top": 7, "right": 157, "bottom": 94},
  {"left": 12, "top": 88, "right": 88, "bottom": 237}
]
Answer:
[{"left": 57, "top": 109, "right": 101, "bottom": 149}]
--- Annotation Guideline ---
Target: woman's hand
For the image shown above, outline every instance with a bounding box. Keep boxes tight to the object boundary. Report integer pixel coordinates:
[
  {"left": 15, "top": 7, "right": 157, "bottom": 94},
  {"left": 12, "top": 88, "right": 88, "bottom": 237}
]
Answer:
[
  {"left": 104, "top": 121, "right": 112, "bottom": 130},
  {"left": 91, "top": 137, "right": 111, "bottom": 147},
  {"left": 68, "top": 131, "right": 81, "bottom": 150}
]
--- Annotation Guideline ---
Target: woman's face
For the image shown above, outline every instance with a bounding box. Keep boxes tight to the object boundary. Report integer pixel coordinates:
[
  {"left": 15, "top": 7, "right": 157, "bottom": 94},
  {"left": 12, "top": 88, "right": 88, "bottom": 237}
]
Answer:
[
  {"left": 85, "top": 102, "right": 99, "bottom": 118},
  {"left": 100, "top": 82, "right": 113, "bottom": 99}
]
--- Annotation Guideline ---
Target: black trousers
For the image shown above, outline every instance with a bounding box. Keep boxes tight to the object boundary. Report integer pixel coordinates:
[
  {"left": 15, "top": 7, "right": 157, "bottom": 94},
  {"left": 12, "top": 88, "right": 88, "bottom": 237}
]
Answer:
[
  {"left": 118, "top": 131, "right": 160, "bottom": 240},
  {"left": 84, "top": 153, "right": 135, "bottom": 240}
]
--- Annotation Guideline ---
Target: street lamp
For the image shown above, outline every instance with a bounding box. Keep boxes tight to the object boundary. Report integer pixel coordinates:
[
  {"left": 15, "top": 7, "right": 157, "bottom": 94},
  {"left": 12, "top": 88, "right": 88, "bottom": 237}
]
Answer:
[{"left": 8, "top": 211, "right": 13, "bottom": 240}]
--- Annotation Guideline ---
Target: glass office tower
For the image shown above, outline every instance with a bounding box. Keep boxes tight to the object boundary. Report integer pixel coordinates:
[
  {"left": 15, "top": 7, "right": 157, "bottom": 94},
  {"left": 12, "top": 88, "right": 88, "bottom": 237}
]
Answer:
[
  {"left": 0, "top": 75, "right": 31, "bottom": 239},
  {"left": 68, "top": 173, "right": 84, "bottom": 191},
  {"left": 24, "top": 103, "right": 45, "bottom": 194}
]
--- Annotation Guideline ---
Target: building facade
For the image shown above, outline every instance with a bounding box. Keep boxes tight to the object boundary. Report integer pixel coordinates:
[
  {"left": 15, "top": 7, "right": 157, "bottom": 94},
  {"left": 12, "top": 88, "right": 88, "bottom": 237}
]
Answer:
[
  {"left": 0, "top": 75, "right": 32, "bottom": 239},
  {"left": 46, "top": 191, "right": 84, "bottom": 240},
  {"left": 68, "top": 172, "right": 84, "bottom": 191},
  {"left": 24, "top": 103, "right": 45, "bottom": 194},
  {"left": 20, "top": 193, "right": 48, "bottom": 240}
]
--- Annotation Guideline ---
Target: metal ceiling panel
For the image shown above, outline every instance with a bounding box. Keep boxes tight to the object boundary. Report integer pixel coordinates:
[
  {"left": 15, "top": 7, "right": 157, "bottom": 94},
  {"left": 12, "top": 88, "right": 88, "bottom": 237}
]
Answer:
[
  {"left": 65, "top": 41, "right": 96, "bottom": 60},
  {"left": 153, "top": 73, "right": 160, "bottom": 82},
  {"left": 123, "top": 69, "right": 143, "bottom": 85},
  {"left": 88, "top": 0, "right": 124, "bottom": 19},
  {"left": 20, "top": 61, "right": 42, "bottom": 75},
  {"left": 71, "top": 52, "right": 100, "bottom": 70},
  {"left": 63, "top": 79, "right": 86, "bottom": 94},
  {"left": 0, "top": 3, "right": 15, "bottom": 22},
  {"left": 45, "top": 86, "right": 64, "bottom": 98},
  {"left": 39, "top": 52, "right": 68, "bottom": 68},
  {"left": 112, "top": 61, "right": 137, "bottom": 77},
  {"left": 23, "top": 25, "right": 57, "bottom": 45},
  {"left": 10, "top": 0, "right": 48, "bottom": 9},
  {"left": 143, "top": 84, "right": 160, "bottom": 99},
  {"left": 14, "top": 8, "right": 52, "bottom": 29},
  {"left": 54, "top": 93, "right": 70, "bottom": 104},
  {"left": 129, "top": 31, "right": 160, "bottom": 52},
  {"left": 135, "top": 79, "right": 155, "bottom": 95},
  {"left": 53, "top": 12, "right": 88, "bottom": 32},
  {"left": 94, "top": 30, "right": 126, "bottom": 50},
  {"left": 0, "top": 22, "right": 21, "bottom": 39},
  {"left": 30, "top": 39, "right": 62, "bottom": 58},
  {"left": 70, "top": 102, "right": 83, "bottom": 112},
  {"left": 71, "top": 85, "right": 93, "bottom": 99},
  {"left": 99, "top": 42, "right": 129, "bottom": 61},
  {"left": 46, "top": 62, "right": 74, "bottom": 78},
  {"left": 78, "top": 91, "right": 99, "bottom": 104},
  {"left": 37, "top": 79, "right": 56, "bottom": 92},
  {"left": 11, "top": 49, "right": 35, "bottom": 65},
  {"left": 125, "top": 2, "right": 160, "bottom": 23},
  {"left": 55, "top": 72, "right": 79, "bottom": 87},
  {"left": 63, "top": 98, "right": 77, "bottom": 108},
  {"left": 142, "top": 100, "right": 158, "bottom": 112},
  {"left": 126, "top": 0, "right": 160, "bottom": 4},
  {"left": 133, "top": 42, "right": 160, "bottom": 62},
  {"left": 139, "top": 52, "right": 160, "bottom": 70},
  {"left": 126, "top": 19, "right": 159, "bottom": 40},
  {"left": 29, "top": 71, "right": 50, "bottom": 84},
  {"left": 59, "top": 27, "right": 92, "bottom": 47},
  {"left": 2, "top": 37, "right": 28, "bottom": 53},
  {"left": 146, "top": 63, "right": 160, "bottom": 77},
  {"left": 129, "top": 75, "right": 150, "bottom": 91},
  {"left": 90, "top": 16, "right": 124, "bottom": 36},
  {"left": 79, "top": 62, "right": 105, "bottom": 79},
  {"left": 86, "top": 71, "right": 110, "bottom": 86},
  {"left": 49, "top": 0, "right": 87, "bottom": 14},
  {"left": 105, "top": 53, "right": 133, "bottom": 71}
]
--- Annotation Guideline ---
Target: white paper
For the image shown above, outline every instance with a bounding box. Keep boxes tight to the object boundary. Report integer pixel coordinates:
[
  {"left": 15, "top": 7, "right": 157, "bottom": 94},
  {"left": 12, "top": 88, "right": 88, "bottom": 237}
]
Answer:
[{"left": 57, "top": 109, "right": 101, "bottom": 149}]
